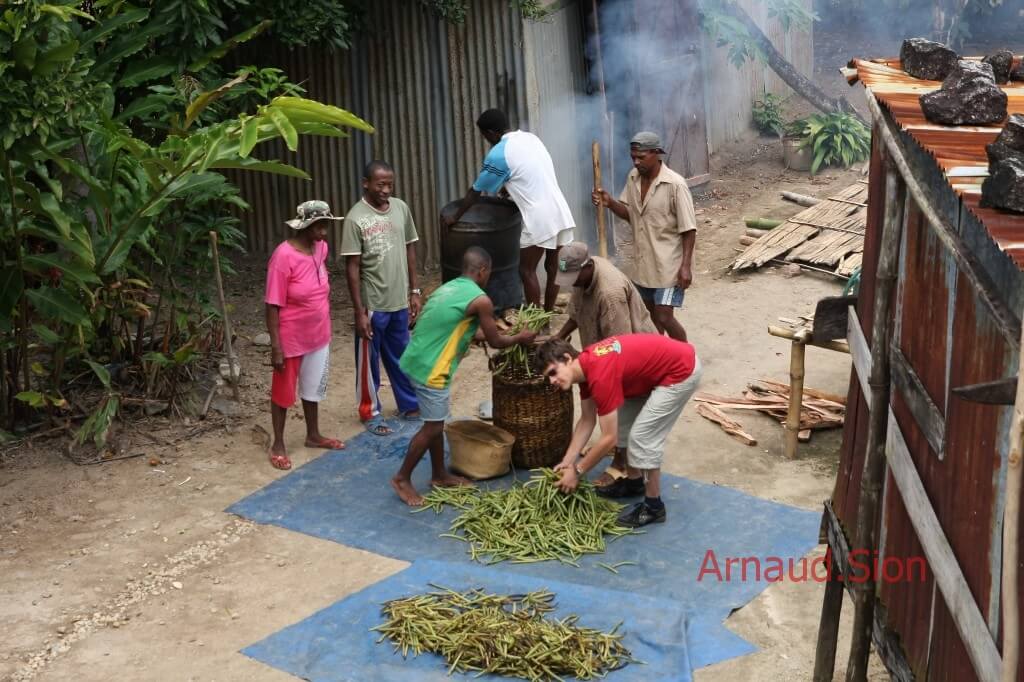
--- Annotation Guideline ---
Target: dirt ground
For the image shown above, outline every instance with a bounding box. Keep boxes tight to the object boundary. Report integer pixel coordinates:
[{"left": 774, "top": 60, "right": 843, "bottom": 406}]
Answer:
[{"left": 0, "top": 32, "right": 901, "bottom": 680}]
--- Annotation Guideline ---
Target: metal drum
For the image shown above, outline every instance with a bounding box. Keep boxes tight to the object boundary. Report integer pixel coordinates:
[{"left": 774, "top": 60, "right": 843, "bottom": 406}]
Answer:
[{"left": 439, "top": 197, "right": 523, "bottom": 311}]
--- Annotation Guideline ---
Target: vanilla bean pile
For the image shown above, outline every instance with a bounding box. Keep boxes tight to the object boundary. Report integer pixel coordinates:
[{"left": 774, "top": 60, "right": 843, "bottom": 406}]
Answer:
[{"left": 372, "top": 585, "right": 638, "bottom": 680}]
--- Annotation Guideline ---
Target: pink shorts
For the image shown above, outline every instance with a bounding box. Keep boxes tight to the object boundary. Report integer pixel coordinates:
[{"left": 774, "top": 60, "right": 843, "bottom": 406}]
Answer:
[{"left": 270, "top": 344, "right": 330, "bottom": 408}]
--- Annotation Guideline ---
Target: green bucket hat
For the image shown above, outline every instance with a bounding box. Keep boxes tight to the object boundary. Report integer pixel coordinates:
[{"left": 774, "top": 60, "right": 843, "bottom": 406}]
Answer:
[{"left": 285, "top": 200, "right": 342, "bottom": 230}]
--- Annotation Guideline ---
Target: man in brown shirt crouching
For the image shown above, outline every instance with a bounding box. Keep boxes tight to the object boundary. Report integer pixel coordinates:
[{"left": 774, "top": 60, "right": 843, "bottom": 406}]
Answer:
[{"left": 549, "top": 241, "right": 658, "bottom": 489}]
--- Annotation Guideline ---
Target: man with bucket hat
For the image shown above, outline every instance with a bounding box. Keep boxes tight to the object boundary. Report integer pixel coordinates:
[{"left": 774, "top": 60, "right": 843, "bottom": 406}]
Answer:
[
  {"left": 592, "top": 131, "right": 697, "bottom": 342},
  {"left": 549, "top": 240, "right": 657, "bottom": 492}
]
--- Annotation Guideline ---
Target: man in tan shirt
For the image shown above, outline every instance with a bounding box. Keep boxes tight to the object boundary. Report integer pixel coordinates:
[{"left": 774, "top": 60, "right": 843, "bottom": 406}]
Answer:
[
  {"left": 550, "top": 241, "right": 658, "bottom": 489},
  {"left": 593, "top": 131, "right": 697, "bottom": 341}
]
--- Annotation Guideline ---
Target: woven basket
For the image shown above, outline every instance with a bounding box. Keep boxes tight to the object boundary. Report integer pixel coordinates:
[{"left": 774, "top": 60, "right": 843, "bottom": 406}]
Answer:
[
  {"left": 491, "top": 359, "right": 573, "bottom": 469},
  {"left": 446, "top": 420, "right": 515, "bottom": 481}
]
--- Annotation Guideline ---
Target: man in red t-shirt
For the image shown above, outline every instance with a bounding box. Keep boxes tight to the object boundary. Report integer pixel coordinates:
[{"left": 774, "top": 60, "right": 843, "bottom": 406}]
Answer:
[{"left": 535, "top": 334, "right": 703, "bottom": 527}]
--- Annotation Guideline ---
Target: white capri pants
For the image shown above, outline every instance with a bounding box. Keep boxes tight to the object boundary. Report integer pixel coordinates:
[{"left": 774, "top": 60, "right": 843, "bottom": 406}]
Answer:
[{"left": 616, "top": 357, "right": 703, "bottom": 469}]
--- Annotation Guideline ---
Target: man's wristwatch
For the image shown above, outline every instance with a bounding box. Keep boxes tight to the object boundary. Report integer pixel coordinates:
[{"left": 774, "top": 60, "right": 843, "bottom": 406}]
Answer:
[{"left": 410, "top": 288, "right": 422, "bottom": 296}]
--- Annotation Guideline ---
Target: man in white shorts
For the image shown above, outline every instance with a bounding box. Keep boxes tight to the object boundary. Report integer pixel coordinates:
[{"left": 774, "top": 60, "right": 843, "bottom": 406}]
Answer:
[
  {"left": 536, "top": 334, "right": 702, "bottom": 528},
  {"left": 444, "top": 109, "right": 576, "bottom": 311}
]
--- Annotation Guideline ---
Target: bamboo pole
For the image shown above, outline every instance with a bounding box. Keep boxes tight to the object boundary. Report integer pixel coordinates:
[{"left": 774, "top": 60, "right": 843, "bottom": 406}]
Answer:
[
  {"left": 593, "top": 140, "right": 607, "bottom": 258},
  {"left": 767, "top": 325, "right": 850, "bottom": 354},
  {"left": 845, "top": 160, "right": 906, "bottom": 682},
  {"left": 782, "top": 190, "right": 821, "bottom": 207},
  {"left": 1001, "top": 314, "right": 1024, "bottom": 682},
  {"left": 784, "top": 329, "right": 808, "bottom": 459},
  {"left": 209, "top": 231, "right": 240, "bottom": 403}
]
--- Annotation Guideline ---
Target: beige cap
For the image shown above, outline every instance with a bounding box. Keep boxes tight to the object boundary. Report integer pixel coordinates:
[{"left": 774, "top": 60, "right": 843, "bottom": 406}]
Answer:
[{"left": 554, "top": 242, "right": 591, "bottom": 287}]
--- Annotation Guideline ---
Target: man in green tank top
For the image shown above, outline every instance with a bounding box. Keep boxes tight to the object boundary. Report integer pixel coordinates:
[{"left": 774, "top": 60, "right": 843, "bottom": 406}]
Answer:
[{"left": 392, "top": 247, "right": 536, "bottom": 506}]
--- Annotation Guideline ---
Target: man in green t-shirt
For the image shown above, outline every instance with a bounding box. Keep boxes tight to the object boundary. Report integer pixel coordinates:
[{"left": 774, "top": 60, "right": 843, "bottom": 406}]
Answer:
[
  {"left": 342, "top": 160, "right": 422, "bottom": 436},
  {"left": 392, "top": 247, "right": 535, "bottom": 506}
]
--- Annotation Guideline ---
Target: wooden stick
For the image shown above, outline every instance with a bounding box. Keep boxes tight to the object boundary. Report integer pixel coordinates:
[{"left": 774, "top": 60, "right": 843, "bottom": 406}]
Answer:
[
  {"left": 593, "top": 140, "right": 607, "bottom": 258},
  {"left": 784, "top": 329, "right": 808, "bottom": 459},
  {"left": 813, "top": 546, "right": 846, "bottom": 681},
  {"left": 826, "top": 196, "right": 868, "bottom": 207},
  {"left": 754, "top": 378, "right": 847, "bottom": 405},
  {"left": 787, "top": 219, "right": 866, "bottom": 236},
  {"left": 696, "top": 403, "right": 757, "bottom": 445},
  {"left": 845, "top": 160, "right": 905, "bottom": 682},
  {"left": 767, "top": 258, "right": 850, "bottom": 281},
  {"left": 1002, "top": 309, "right": 1024, "bottom": 682},
  {"left": 209, "top": 232, "right": 240, "bottom": 402},
  {"left": 782, "top": 190, "right": 821, "bottom": 207}
]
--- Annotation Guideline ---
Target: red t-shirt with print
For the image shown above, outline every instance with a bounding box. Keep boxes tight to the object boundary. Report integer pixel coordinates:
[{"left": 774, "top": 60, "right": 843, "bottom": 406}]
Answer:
[{"left": 578, "top": 334, "right": 696, "bottom": 416}]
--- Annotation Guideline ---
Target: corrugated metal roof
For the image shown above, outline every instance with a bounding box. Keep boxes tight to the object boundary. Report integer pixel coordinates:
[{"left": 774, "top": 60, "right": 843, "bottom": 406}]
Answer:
[{"left": 848, "top": 57, "right": 1024, "bottom": 267}]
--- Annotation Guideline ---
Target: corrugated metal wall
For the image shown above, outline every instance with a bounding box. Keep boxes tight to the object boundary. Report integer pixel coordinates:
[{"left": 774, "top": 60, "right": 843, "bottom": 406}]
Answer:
[
  {"left": 834, "top": 121, "right": 1023, "bottom": 681},
  {"left": 225, "top": 40, "right": 365, "bottom": 257},
  {"left": 702, "top": 0, "right": 815, "bottom": 153},
  {"left": 228, "top": 0, "right": 811, "bottom": 258},
  {"left": 227, "top": 0, "right": 533, "bottom": 266}
]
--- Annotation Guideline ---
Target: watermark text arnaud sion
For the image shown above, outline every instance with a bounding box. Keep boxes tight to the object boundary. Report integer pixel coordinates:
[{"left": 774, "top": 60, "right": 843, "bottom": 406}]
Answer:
[{"left": 696, "top": 549, "right": 927, "bottom": 584}]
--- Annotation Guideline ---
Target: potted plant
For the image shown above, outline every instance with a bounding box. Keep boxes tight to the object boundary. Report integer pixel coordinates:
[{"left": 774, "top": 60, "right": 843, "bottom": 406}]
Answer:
[
  {"left": 785, "top": 112, "right": 871, "bottom": 174},
  {"left": 782, "top": 117, "right": 814, "bottom": 172}
]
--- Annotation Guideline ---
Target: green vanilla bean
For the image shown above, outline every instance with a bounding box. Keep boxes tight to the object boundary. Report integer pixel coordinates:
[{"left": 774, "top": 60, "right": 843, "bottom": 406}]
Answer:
[{"left": 417, "top": 468, "right": 638, "bottom": 565}]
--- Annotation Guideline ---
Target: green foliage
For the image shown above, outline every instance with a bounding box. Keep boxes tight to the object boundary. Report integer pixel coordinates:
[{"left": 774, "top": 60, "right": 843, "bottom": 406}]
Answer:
[
  {"left": 415, "top": 0, "right": 551, "bottom": 24},
  {"left": 752, "top": 92, "right": 787, "bottom": 137},
  {"left": 790, "top": 112, "right": 871, "bottom": 174},
  {"left": 0, "top": 2, "right": 374, "bottom": 444},
  {"left": 699, "top": 0, "right": 817, "bottom": 68},
  {"left": 0, "top": 1, "right": 107, "bottom": 149},
  {"left": 254, "top": 0, "right": 357, "bottom": 50}
]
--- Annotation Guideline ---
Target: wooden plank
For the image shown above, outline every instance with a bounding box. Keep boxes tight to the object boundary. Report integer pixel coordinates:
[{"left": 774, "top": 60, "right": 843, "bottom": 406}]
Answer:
[
  {"left": 889, "top": 346, "right": 945, "bottom": 458},
  {"left": 847, "top": 305, "right": 872, "bottom": 397},
  {"left": 885, "top": 410, "right": 1003, "bottom": 682}
]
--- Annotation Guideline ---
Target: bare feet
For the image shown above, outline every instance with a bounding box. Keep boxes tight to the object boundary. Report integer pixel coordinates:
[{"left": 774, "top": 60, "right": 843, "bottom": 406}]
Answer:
[
  {"left": 430, "top": 472, "right": 473, "bottom": 488},
  {"left": 391, "top": 477, "right": 424, "bottom": 506}
]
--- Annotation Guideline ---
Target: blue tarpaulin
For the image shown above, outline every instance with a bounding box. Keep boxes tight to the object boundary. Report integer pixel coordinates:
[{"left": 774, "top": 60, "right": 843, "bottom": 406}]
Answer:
[
  {"left": 243, "top": 559, "right": 692, "bottom": 681},
  {"left": 229, "top": 427, "right": 820, "bottom": 676}
]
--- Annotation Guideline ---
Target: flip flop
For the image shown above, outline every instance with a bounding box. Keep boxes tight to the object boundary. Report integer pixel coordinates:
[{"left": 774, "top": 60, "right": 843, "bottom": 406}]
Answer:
[
  {"left": 269, "top": 452, "right": 291, "bottom": 470},
  {"left": 305, "top": 436, "right": 345, "bottom": 450},
  {"left": 396, "top": 410, "right": 421, "bottom": 422},
  {"left": 364, "top": 415, "right": 393, "bottom": 436}
]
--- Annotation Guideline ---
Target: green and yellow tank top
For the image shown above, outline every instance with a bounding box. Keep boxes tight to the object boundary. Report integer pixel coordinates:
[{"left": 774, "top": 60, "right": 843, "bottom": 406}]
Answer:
[{"left": 399, "top": 276, "right": 485, "bottom": 389}]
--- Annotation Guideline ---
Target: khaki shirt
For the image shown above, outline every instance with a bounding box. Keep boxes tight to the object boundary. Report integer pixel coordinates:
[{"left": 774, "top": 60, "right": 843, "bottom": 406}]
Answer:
[
  {"left": 566, "top": 256, "right": 657, "bottom": 347},
  {"left": 618, "top": 164, "right": 697, "bottom": 288}
]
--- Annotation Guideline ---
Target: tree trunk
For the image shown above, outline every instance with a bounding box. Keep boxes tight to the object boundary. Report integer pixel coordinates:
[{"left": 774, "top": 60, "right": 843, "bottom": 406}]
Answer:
[{"left": 720, "top": 1, "right": 863, "bottom": 121}]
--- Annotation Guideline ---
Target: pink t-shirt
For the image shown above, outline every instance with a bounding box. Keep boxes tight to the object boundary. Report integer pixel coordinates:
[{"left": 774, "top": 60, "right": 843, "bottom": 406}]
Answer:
[{"left": 265, "top": 240, "right": 331, "bottom": 358}]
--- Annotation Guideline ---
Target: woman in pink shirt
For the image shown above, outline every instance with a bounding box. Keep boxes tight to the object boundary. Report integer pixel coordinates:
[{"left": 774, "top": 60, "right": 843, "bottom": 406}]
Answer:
[{"left": 265, "top": 200, "right": 345, "bottom": 470}]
